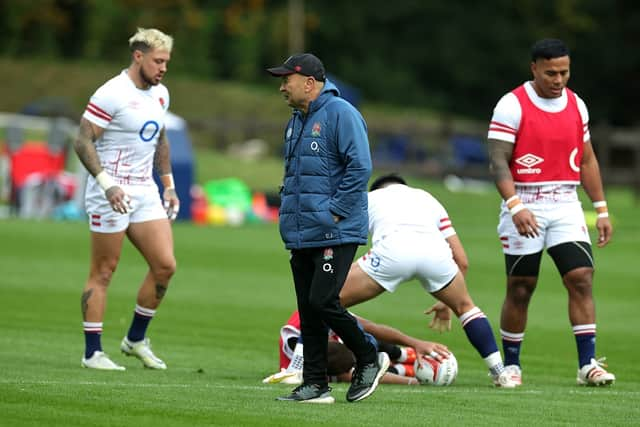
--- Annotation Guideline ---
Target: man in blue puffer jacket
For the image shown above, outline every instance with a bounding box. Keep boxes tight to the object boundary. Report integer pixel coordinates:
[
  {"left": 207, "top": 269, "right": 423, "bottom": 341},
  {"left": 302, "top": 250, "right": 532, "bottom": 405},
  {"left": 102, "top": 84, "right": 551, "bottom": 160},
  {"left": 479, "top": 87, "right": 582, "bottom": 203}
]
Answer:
[{"left": 268, "top": 53, "right": 389, "bottom": 404}]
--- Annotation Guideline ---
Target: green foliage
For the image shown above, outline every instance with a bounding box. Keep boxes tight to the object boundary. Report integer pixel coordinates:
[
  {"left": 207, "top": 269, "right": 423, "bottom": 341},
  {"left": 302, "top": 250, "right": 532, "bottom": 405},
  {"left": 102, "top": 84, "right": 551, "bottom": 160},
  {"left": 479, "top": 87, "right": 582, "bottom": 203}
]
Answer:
[
  {"left": 0, "top": 1, "right": 637, "bottom": 124},
  {"left": 0, "top": 184, "right": 639, "bottom": 426}
]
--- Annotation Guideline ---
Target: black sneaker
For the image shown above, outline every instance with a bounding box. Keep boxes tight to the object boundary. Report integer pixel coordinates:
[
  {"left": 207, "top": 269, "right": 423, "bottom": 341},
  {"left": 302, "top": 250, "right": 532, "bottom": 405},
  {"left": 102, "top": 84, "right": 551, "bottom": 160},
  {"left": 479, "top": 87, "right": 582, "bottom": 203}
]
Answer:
[
  {"left": 346, "top": 352, "right": 390, "bottom": 402},
  {"left": 276, "top": 384, "right": 335, "bottom": 404}
]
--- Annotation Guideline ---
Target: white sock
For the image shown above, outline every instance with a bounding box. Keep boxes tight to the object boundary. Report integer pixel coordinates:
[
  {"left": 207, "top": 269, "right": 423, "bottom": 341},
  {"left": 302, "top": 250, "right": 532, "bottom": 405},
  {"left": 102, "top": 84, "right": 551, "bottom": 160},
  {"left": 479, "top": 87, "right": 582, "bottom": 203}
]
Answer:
[
  {"left": 484, "top": 351, "right": 505, "bottom": 376},
  {"left": 286, "top": 342, "right": 304, "bottom": 372}
]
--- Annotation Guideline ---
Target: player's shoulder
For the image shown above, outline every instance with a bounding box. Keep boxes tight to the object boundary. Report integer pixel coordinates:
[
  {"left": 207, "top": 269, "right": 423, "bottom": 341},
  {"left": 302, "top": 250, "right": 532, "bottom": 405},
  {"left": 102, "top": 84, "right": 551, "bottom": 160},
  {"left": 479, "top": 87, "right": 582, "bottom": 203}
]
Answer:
[
  {"left": 494, "top": 90, "right": 521, "bottom": 112},
  {"left": 92, "top": 71, "right": 129, "bottom": 98},
  {"left": 565, "top": 87, "right": 589, "bottom": 124},
  {"left": 419, "top": 188, "right": 444, "bottom": 207},
  {"left": 101, "top": 71, "right": 129, "bottom": 89},
  {"left": 567, "top": 87, "right": 588, "bottom": 108}
]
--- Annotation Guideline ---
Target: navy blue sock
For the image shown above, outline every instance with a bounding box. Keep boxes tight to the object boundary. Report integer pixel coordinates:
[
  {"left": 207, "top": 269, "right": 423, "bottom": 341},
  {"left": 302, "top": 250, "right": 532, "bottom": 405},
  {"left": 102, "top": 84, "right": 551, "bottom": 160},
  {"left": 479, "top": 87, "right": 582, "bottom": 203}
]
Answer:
[
  {"left": 502, "top": 339, "right": 522, "bottom": 366},
  {"left": 573, "top": 324, "right": 596, "bottom": 368},
  {"left": 460, "top": 308, "right": 498, "bottom": 358},
  {"left": 83, "top": 321, "right": 103, "bottom": 359},
  {"left": 500, "top": 329, "right": 524, "bottom": 366},
  {"left": 82, "top": 322, "right": 102, "bottom": 359},
  {"left": 127, "top": 305, "right": 155, "bottom": 342},
  {"left": 84, "top": 333, "right": 102, "bottom": 359}
]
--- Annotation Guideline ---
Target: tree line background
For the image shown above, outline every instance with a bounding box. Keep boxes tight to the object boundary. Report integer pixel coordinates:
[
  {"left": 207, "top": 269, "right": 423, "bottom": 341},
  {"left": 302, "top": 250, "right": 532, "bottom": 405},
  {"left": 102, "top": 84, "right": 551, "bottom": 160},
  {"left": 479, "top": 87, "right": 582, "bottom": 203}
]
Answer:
[{"left": 0, "top": 0, "right": 638, "bottom": 126}]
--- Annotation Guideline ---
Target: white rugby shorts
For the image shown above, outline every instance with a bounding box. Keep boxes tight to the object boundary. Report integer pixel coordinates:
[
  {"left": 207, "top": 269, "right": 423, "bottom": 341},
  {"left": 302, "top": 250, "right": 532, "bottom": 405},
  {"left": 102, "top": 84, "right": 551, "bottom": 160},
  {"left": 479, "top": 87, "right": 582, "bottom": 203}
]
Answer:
[
  {"left": 85, "top": 180, "right": 167, "bottom": 233},
  {"left": 498, "top": 200, "right": 591, "bottom": 255},
  {"left": 357, "top": 232, "right": 458, "bottom": 294}
]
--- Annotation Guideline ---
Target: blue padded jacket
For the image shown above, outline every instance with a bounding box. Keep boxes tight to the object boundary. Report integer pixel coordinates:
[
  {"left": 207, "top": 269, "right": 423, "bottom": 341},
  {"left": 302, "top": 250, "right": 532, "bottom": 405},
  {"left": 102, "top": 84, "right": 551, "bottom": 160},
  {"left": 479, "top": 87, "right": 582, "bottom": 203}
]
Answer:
[{"left": 279, "top": 80, "right": 372, "bottom": 249}]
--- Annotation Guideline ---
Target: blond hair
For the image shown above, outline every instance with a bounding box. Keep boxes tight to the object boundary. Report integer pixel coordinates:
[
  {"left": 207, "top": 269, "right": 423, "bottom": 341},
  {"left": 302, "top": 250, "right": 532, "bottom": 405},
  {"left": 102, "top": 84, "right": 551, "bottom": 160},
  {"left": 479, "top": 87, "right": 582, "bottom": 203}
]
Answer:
[{"left": 128, "top": 28, "right": 173, "bottom": 53}]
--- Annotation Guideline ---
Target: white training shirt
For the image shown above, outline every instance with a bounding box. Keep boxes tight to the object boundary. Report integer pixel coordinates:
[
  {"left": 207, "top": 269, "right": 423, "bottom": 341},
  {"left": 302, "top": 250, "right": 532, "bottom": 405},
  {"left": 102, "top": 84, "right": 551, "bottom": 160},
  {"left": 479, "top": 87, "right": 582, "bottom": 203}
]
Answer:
[
  {"left": 487, "top": 81, "right": 589, "bottom": 204},
  {"left": 367, "top": 184, "right": 456, "bottom": 246},
  {"left": 83, "top": 70, "right": 170, "bottom": 187}
]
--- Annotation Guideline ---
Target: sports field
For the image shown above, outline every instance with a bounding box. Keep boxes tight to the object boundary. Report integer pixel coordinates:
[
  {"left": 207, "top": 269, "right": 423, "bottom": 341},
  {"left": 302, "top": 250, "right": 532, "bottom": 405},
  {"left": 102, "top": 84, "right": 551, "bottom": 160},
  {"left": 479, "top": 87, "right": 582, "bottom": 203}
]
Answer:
[{"left": 1, "top": 182, "right": 638, "bottom": 426}]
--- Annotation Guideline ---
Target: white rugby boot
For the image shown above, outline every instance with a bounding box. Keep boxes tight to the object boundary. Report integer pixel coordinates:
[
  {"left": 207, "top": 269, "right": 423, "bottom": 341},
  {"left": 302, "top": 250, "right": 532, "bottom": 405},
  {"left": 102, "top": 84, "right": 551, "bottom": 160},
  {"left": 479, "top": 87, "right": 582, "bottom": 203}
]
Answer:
[
  {"left": 81, "top": 351, "right": 125, "bottom": 371},
  {"left": 577, "top": 357, "right": 615, "bottom": 386},
  {"left": 120, "top": 337, "right": 167, "bottom": 370},
  {"left": 503, "top": 364, "right": 522, "bottom": 386},
  {"left": 492, "top": 370, "right": 518, "bottom": 388}
]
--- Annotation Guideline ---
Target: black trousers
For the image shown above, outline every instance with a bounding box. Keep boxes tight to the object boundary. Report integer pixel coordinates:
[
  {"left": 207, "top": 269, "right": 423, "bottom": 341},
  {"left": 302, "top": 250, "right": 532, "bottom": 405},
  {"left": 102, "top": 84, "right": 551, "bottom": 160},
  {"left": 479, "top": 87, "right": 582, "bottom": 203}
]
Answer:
[{"left": 290, "top": 243, "right": 376, "bottom": 386}]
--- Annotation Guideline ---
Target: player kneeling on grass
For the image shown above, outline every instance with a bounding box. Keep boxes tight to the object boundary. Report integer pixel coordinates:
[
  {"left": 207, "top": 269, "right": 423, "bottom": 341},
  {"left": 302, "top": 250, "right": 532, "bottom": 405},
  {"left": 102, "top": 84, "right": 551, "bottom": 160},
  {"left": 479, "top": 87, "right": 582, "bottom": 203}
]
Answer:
[
  {"left": 263, "top": 309, "right": 449, "bottom": 388},
  {"left": 339, "top": 173, "right": 518, "bottom": 387}
]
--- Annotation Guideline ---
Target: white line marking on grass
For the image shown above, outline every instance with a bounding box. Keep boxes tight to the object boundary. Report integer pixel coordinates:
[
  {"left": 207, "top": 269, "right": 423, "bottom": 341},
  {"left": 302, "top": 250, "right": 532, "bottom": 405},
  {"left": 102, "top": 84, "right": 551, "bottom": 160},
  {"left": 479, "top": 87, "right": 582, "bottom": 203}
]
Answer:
[
  {"left": 0, "top": 379, "right": 543, "bottom": 394},
  {"left": 1, "top": 380, "right": 265, "bottom": 390},
  {"left": 5, "top": 380, "right": 635, "bottom": 396}
]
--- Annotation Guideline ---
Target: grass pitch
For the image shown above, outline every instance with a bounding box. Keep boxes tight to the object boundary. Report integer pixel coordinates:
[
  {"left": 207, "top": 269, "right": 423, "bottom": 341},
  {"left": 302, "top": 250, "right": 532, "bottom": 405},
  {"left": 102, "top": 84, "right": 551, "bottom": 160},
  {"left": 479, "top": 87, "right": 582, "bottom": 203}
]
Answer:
[{"left": 1, "top": 183, "right": 638, "bottom": 426}]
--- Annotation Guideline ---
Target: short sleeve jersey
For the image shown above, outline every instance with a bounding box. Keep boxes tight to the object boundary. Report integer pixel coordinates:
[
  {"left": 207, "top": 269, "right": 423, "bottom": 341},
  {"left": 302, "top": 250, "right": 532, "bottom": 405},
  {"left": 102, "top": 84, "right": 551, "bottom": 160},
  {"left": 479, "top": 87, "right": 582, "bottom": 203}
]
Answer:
[
  {"left": 367, "top": 184, "right": 456, "bottom": 246},
  {"left": 83, "top": 70, "right": 170, "bottom": 187}
]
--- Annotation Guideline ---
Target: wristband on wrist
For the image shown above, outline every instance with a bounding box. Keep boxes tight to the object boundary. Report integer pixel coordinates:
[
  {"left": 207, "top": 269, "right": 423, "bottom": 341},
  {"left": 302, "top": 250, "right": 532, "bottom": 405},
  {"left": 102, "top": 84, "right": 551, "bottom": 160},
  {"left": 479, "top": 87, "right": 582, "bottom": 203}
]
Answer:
[
  {"left": 597, "top": 212, "right": 609, "bottom": 219},
  {"left": 593, "top": 200, "right": 608, "bottom": 215},
  {"left": 160, "top": 173, "right": 175, "bottom": 190},
  {"left": 505, "top": 195, "right": 521, "bottom": 209},
  {"left": 95, "top": 171, "right": 116, "bottom": 192},
  {"left": 509, "top": 203, "right": 526, "bottom": 216}
]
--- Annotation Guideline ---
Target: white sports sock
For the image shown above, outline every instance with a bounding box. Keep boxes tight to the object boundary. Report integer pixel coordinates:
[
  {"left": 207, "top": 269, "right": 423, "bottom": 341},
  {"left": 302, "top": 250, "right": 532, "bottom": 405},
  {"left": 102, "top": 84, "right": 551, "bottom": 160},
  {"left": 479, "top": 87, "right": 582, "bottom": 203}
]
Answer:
[
  {"left": 484, "top": 351, "right": 505, "bottom": 376},
  {"left": 286, "top": 342, "right": 304, "bottom": 371}
]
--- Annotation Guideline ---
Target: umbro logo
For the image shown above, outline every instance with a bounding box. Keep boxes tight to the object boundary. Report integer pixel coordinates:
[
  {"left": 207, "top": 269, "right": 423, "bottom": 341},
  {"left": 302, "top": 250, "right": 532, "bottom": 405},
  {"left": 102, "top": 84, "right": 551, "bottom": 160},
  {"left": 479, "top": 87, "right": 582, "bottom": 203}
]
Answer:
[
  {"left": 515, "top": 153, "right": 544, "bottom": 168},
  {"left": 514, "top": 153, "right": 543, "bottom": 175}
]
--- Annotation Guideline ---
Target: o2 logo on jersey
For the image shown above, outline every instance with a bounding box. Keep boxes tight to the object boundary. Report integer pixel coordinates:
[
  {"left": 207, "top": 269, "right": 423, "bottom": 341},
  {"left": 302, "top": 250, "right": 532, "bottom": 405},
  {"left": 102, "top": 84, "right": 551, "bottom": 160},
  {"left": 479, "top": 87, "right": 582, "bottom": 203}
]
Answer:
[
  {"left": 139, "top": 120, "right": 160, "bottom": 142},
  {"left": 370, "top": 255, "right": 380, "bottom": 268}
]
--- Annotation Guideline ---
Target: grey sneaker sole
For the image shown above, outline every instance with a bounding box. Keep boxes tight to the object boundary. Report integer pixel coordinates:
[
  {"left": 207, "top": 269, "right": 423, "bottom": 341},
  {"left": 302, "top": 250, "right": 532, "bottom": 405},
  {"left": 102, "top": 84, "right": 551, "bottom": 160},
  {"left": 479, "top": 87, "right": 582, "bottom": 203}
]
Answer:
[
  {"left": 347, "top": 352, "right": 390, "bottom": 403},
  {"left": 300, "top": 395, "right": 335, "bottom": 404},
  {"left": 276, "top": 392, "right": 335, "bottom": 404}
]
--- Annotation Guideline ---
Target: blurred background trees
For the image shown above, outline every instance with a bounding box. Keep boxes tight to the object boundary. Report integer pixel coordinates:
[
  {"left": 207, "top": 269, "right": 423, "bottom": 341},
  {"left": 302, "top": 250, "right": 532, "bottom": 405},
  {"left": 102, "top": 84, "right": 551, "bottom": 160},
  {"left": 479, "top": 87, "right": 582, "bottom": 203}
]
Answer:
[{"left": 0, "top": 0, "right": 638, "bottom": 125}]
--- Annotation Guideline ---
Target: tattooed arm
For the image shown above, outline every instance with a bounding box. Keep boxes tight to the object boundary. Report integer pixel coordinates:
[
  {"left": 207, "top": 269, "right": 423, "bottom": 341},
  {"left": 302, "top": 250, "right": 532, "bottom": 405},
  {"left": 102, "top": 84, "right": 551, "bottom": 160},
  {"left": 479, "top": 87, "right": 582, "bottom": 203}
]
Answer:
[
  {"left": 488, "top": 138, "right": 539, "bottom": 237},
  {"left": 487, "top": 138, "right": 516, "bottom": 199},
  {"left": 154, "top": 128, "right": 180, "bottom": 220},
  {"left": 73, "top": 117, "right": 129, "bottom": 212},
  {"left": 153, "top": 127, "right": 172, "bottom": 176},
  {"left": 73, "top": 118, "right": 105, "bottom": 177}
]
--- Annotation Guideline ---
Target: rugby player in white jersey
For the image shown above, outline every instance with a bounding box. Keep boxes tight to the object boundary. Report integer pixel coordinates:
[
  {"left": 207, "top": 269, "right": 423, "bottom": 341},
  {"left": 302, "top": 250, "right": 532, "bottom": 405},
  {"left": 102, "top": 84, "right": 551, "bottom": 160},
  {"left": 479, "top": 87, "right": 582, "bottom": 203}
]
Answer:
[
  {"left": 73, "top": 28, "right": 179, "bottom": 370},
  {"left": 339, "top": 173, "right": 517, "bottom": 387},
  {"left": 487, "top": 38, "right": 614, "bottom": 386}
]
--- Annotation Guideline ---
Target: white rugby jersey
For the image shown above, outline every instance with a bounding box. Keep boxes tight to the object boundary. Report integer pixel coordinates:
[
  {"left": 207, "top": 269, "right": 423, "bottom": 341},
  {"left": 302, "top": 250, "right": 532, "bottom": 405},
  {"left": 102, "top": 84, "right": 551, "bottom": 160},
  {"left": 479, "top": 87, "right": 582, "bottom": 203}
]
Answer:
[
  {"left": 487, "top": 81, "right": 589, "bottom": 204},
  {"left": 367, "top": 184, "right": 456, "bottom": 246},
  {"left": 83, "top": 70, "right": 170, "bottom": 186}
]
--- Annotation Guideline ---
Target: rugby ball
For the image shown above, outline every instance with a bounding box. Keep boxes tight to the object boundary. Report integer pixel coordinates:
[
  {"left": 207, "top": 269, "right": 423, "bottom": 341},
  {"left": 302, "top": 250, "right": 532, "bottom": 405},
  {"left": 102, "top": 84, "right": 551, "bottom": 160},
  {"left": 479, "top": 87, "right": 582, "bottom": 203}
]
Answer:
[{"left": 414, "top": 352, "right": 458, "bottom": 386}]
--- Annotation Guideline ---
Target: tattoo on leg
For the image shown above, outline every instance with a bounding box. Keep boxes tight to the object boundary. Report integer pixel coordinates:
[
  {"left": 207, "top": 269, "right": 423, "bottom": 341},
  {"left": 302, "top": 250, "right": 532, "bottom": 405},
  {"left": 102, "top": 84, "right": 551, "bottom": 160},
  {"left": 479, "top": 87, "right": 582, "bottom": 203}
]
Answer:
[
  {"left": 155, "top": 283, "right": 167, "bottom": 300},
  {"left": 81, "top": 289, "right": 93, "bottom": 319}
]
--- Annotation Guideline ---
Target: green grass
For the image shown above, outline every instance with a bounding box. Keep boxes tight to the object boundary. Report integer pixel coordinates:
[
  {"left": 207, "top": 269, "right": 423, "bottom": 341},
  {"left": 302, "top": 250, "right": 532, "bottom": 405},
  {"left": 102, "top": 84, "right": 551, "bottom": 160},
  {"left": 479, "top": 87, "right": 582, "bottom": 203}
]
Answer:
[{"left": 1, "top": 181, "right": 638, "bottom": 426}]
